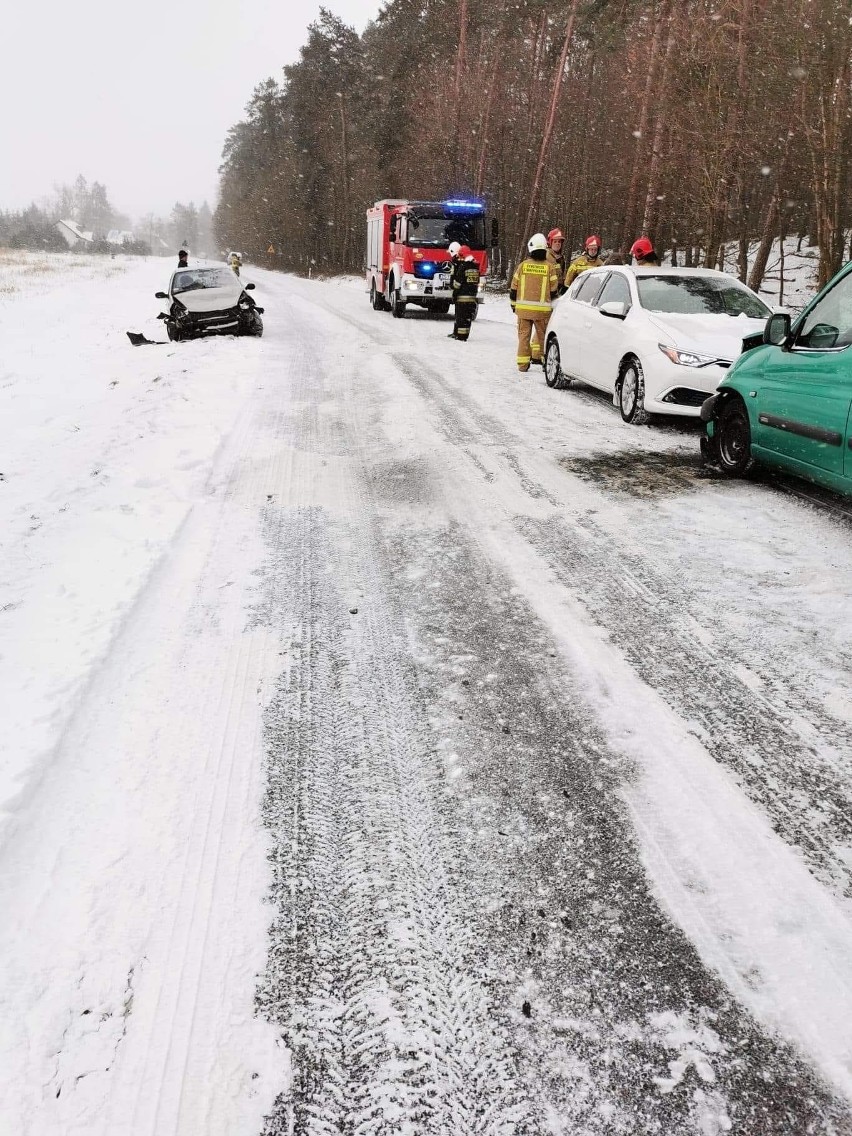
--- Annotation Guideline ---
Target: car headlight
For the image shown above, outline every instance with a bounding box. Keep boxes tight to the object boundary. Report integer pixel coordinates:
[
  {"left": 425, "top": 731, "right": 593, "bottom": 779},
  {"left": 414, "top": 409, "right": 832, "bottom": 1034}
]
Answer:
[{"left": 658, "top": 343, "right": 718, "bottom": 367}]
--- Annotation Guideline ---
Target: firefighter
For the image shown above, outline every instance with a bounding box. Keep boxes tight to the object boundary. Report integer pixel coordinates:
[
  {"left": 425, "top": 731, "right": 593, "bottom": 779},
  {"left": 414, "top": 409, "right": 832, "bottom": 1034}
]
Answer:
[
  {"left": 529, "top": 227, "right": 568, "bottom": 359},
  {"left": 448, "top": 245, "right": 480, "bottom": 341},
  {"left": 546, "top": 228, "right": 567, "bottom": 290},
  {"left": 564, "top": 235, "right": 605, "bottom": 291},
  {"left": 510, "top": 233, "right": 560, "bottom": 372},
  {"left": 630, "top": 236, "right": 661, "bottom": 266}
]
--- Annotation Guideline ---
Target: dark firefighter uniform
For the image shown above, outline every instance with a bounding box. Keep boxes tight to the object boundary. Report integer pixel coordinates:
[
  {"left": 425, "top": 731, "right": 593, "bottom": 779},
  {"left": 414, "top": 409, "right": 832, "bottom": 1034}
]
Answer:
[
  {"left": 450, "top": 255, "right": 480, "bottom": 341},
  {"left": 510, "top": 250, "right": 560, "bottom": 371}
]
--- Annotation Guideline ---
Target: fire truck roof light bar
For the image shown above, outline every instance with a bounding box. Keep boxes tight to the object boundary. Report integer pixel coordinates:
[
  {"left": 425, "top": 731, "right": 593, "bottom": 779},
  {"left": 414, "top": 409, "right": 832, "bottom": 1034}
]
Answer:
[{"left": 443, "top": 199, "right": 485, "bottom": 211}]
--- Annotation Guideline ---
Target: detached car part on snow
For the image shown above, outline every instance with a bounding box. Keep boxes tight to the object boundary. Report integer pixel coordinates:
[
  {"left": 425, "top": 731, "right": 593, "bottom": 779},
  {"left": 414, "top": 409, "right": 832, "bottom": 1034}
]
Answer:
[
  {"left": 155, "top": 266, "right": 264, "bottom": 341},
  {"left": 700, "top": 262, "right": 852, "bottom": 497}
]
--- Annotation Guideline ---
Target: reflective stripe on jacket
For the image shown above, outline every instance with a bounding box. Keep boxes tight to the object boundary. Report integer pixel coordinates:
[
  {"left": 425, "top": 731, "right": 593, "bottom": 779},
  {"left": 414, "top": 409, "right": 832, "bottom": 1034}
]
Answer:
[
  {"left": 563, "top": 253, "right": 604, "bottom": 290},
  {"left": 510, "top": 258, "right": 559, "bottom": 315},
  {"left": 452, "top": 258, "right": 481, "bottom": 303}
]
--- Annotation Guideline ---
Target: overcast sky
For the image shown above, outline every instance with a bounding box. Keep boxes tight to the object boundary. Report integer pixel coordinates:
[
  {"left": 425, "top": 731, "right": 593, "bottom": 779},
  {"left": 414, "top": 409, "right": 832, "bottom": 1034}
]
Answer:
[{"left": 2, "top": 0, "right": 380, "bottom": 223}]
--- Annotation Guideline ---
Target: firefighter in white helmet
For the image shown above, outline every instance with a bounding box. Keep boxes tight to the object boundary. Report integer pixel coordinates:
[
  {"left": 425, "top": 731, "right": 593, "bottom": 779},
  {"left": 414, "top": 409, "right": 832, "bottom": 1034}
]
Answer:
[{"left": 510, "top": 233, "right": 560, "bottom": 372}]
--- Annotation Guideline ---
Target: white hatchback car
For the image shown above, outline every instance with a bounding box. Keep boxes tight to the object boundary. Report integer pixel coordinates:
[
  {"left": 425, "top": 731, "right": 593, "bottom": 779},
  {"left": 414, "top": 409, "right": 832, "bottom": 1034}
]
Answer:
[
  {"left": 543, "top": 266, "right": 771, "bottom": 423},
  {"left": 154, "top": 265, "right": 263, "bottom": 341}
]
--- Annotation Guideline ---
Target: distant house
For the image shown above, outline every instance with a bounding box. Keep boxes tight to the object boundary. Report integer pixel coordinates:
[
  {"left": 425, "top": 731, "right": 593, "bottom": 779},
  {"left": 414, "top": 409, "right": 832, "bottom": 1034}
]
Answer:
[
  {"left": 106, "top": 229, "right": 135, "bottom": 246},
  {"left": 56, "top": 219, "right": 94, "bottom": 248}
]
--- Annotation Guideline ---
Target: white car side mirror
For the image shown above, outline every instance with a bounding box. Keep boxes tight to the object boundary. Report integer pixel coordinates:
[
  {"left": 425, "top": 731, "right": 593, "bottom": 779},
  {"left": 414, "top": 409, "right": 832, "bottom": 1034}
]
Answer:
[{"left": 599, "top": 300, "right": 627, "bottom": 319}]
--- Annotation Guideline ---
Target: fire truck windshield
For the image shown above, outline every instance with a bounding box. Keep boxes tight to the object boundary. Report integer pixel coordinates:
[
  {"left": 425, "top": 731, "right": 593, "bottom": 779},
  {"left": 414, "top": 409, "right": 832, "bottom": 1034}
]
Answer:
[{"left": 405, "top": 210, "right": 487, "bottom": 250}]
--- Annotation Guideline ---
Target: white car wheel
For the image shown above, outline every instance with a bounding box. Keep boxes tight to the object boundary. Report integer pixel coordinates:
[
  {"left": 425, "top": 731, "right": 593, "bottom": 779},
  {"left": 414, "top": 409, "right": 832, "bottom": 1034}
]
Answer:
[
  {"left": 545, "top": 337, "right": 570, "bottom": 389},
  {"left": 619, "top": 360, "right": 651, "bottom": 425}
]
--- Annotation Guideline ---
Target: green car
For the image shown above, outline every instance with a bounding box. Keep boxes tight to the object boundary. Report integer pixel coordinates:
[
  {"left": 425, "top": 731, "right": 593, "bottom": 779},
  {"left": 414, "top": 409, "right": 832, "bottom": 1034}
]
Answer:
[{"left": 701, "top": 260, "right": 852, "bottom": 496}]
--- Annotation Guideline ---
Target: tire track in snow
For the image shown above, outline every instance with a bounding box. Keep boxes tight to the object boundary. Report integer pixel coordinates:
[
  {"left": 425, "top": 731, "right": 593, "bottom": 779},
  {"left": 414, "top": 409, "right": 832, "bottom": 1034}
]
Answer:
[
  {"left": 257, "top": 505, "right": 536, "bottom": 1134},
  {"left": 373, "top": 517, "right": 852, "bottom": 1134},
  {"left": 517, "top": 510, "right": 852, "bottom": 898},
  {"left": 373, "top": 346, "right": 852, "bottom": 901}
]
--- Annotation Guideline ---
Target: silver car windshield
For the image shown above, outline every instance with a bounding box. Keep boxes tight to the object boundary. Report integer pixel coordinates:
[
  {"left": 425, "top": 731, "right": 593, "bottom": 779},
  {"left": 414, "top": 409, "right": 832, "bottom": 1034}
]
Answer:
[
  {"left": 637, "top": 275, "right": 770, "bottom": 318},
  {"left": 172, "top": 268, "right": 235, "bottom": 294}
]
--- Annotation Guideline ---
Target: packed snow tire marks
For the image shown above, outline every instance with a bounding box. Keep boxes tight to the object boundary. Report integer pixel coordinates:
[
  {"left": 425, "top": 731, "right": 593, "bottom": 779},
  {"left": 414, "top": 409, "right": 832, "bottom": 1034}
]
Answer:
[
  {"left": 374, "top": 519, "right": 852, "bottom": 1135},
  {"left": 517, "top": 511, "right": 852, "bottom": 899},
  {"left": 257, "top": 505, "right": 536, "bottom": 1135},
  {"left": 375, "top": 346, "right": 852, "bottom": 902}
]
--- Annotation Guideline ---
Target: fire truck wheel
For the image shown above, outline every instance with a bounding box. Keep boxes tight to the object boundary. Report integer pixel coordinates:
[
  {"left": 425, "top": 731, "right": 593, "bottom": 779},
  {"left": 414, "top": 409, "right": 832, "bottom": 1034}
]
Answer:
[
  {"left": 370, "top": 281, "right": 387, "bottom": 311},
  {"left": 391, "top": 288, "right": 407, "bottom": 319},
  {"left": 430, "top": 302, "right": 451, "bottom": 315}
]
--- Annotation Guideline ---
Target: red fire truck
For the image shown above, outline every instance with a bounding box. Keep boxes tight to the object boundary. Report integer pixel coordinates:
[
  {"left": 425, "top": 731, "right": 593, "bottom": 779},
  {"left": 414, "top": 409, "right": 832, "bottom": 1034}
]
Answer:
[{"left": 366, "top": 198, "right": 497, "bottom": 318}]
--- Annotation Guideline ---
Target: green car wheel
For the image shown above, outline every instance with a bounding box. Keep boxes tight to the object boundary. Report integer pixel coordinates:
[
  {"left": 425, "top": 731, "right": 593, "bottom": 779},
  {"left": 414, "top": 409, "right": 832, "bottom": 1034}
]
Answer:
[{"left": 716, "top": 398, "right": 755, "bottom": 477}]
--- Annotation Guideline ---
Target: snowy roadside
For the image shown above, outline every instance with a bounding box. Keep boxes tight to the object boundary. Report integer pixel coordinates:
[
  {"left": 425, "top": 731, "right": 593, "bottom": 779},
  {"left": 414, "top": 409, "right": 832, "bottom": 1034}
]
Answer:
[
  {"left": 0, "top": 253, "right": 282, "bottom": 1134},
  {"left": 0, "top": 254, "right": 264, "bottom": 839}
]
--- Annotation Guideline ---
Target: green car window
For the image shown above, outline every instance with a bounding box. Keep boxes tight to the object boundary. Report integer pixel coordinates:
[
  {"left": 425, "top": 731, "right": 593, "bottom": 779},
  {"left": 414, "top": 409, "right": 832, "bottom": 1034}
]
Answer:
[{"left": 798, "top": 269, "right": 852, "bottom": 349}]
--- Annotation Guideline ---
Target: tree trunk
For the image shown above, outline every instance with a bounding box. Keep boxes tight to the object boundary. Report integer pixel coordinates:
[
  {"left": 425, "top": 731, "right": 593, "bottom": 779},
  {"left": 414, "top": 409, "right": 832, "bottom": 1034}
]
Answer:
[
  {"left": 520, "top": 0, "right": 582, "bottom": 252},
  {"left": 704, "top": 0, "right": 754, "bottom": 267},
  {"left": 621, "top": 0, "right": 670, "bottom": 253},
  {"left": 452, "top": 0, "right": 469, "bottom": 182},
  {"left": 747, "top": 190, "right": 778, "bottom": 294},
  {"left": 640, "top": 3, "right": 676, "bottom": 237},
  {"left": 475, "top": 42, "right": 501, "bottom": 195},
  {"left": 337, "top": 94, "right": 351, "bottom": 268}
]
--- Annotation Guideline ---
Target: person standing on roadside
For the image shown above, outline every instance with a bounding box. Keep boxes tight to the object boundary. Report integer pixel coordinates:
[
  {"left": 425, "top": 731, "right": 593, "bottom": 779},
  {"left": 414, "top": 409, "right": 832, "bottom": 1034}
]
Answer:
[
  {"left": 510, "top": 233, "right": 560, "bottom": 372},
  {"left": 546, "top": 228, "right": 567, "bottom": 291},
  {"left": 177, "top": 249, "right": 189, "bottom": 268},
  {"left": 448, "top": 245, "right": 480, "bottom": 341},
  {"left": 564, "top": 235, "right": 605, "bottom": 291}
]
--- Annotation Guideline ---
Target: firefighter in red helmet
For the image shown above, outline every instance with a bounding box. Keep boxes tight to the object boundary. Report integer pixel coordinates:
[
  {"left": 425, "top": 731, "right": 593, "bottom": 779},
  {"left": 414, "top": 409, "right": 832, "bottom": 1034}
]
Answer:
[
  {"left": 546, "top": 228, "right": 567, "bottom": 289},
  {"left": 630, "top": 236, "right": 661, "bottom": 266},
  {"left": 564, "top": 235, "right": 605, "bottom": 291}
]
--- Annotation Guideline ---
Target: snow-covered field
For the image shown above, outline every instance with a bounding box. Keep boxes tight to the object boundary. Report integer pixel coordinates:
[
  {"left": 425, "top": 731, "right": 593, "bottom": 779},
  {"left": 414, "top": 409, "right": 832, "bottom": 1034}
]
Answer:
[{"left": 1, "top": 250, "right": 851, "bottom": 1135}]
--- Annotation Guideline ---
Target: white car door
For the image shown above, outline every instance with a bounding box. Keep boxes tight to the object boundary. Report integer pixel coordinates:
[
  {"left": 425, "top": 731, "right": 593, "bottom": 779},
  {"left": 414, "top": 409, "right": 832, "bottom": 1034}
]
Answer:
[
  {"left": 581, "top": 270, "right": 634, "bottom": 394},
  {"left": 562, "top": 269, "right": 608, "bottom": 383}
]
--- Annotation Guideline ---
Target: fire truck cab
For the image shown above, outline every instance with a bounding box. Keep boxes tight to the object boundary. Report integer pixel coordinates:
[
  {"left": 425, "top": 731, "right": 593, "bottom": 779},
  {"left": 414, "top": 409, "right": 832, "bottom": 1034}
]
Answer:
[{"left": 366, "top": 198, "right": 495, "bottom": 319}]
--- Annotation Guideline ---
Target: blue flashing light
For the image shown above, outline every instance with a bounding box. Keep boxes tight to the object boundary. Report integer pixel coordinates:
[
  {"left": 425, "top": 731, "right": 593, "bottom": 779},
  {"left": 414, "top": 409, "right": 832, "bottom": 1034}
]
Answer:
[
  {"left": 414, "top": 261, "right": 439, "bottom": 279},
  {"left": 443, "top": 198, "right": 485, "bottom": 213}
]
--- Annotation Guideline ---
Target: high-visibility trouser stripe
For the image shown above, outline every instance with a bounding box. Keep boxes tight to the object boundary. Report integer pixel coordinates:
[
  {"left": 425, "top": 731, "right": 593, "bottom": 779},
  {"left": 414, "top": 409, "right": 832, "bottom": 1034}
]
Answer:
[
  {"left": 455, "top": 296, "right": 477, "bottom": 304},
  {"left": 516, "top": 302, "right": 552, "bottom": 315},
  {"left": 517, "top": 354, "right": 531, "bottom": 364}
]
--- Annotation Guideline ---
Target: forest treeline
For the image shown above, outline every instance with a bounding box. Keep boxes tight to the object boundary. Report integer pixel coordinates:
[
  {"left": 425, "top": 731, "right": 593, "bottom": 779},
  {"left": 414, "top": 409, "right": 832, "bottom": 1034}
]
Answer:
[{"left": 215, "top": 0, "right": 852, "bottom": 288}]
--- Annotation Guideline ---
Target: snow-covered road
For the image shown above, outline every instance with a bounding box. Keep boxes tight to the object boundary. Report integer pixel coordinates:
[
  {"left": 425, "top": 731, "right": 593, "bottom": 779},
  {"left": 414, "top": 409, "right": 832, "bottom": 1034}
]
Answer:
[{"left": 1, "top": 254, "right": 851, "bottom": 1134}]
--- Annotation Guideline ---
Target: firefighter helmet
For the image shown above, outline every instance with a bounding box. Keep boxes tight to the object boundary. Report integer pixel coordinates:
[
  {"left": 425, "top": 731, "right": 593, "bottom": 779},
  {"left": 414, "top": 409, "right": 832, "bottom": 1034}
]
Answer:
[
  {"left": 585, "top": 234, "right": 601, "bottom": 251},
  {"left": 448, "top": 241, "right": 462, "bottom": 258},
  {"left": 547, "top": 228, "right": 564, "bottom": 244},
  {"left": 630, "top": 237, "right": 654, "bottom": 258},
  {"left": 458, "top": 245, "right": 472, "bottom": 259},
  {"left": 528, "top": 233, "right": 548, "bottom": 252}
]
